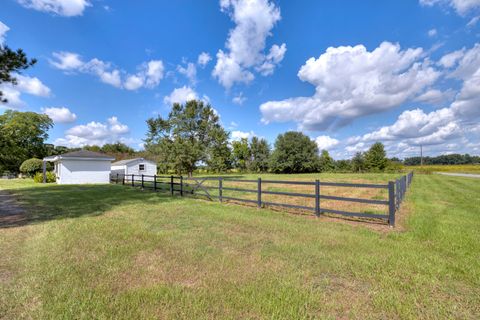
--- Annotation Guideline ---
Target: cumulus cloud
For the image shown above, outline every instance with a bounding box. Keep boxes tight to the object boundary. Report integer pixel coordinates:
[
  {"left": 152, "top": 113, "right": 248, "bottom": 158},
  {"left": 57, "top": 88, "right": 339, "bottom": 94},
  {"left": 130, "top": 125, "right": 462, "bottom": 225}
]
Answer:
[
  {"left": 0, "top": 74, "right": 51, "bottom": 109},
  {"left": 177, "top": 62, "right": 197, "bottom": 84},
  {"left": 260, "top": 41, "right": 440, "bottom": 131},
  {"left": 42, "top": 107, "right": 77, "bottom": 123},
  {"left": 17, "top": 0, "right": 91, "bottom": 17},
  {"left": 419, "top": 0, "right": 480, "bottom": 16},
  {"left": 163, "top": 86, "right": 198, "bottom": 105},
  {"left": 197, "top": 52, "right": 211, "bottom": 67},
  {"left": 55, "top": 116, "right": 130, "bottom": 147},
  {"left": 414, "top": 88, "right": 455, "bottom": 104},
  {"left": 50, "top": 51, "right": 164, "bottom": 90},
  {"left": 315, "top": 135, "right": 339, "bottom": 151},
  {"left": 212, "top": 0, "right": 286, "bottom": 88},
  {"left": 0, "top": 21, "right": 9, "bottom": 44},
  {"left": 231, "top": 130, "right": 255, "bottom": 141}
]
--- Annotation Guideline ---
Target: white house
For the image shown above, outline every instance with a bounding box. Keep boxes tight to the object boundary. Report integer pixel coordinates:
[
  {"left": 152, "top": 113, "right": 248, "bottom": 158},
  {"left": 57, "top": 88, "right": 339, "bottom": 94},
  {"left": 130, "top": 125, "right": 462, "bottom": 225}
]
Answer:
[
  {"left": 43, "top": 150, "right": 115, "bottom": 184},
  {"left": 111, "top": 158, "right": 157, "bottom": 178}
]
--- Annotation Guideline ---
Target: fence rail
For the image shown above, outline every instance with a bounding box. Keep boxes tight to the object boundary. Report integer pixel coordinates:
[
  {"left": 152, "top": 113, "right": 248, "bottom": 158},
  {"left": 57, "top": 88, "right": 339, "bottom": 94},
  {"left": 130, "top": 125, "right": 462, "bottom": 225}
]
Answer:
[{"left": 110, "top": 172, "right": 414, "bottom": 226}]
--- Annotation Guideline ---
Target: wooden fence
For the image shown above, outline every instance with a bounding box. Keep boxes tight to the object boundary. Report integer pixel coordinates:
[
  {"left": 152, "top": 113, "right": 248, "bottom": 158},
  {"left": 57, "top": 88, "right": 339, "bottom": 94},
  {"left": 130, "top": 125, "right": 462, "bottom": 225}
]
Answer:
[{"left": 110, "top": 172, "right": 413, "bottom": 226}]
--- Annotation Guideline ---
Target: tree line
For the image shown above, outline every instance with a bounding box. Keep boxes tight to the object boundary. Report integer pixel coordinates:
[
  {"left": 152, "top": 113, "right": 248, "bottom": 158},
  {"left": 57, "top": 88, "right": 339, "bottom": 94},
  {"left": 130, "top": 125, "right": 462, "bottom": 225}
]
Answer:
[{"left": 403, "top": 154, "right": 480, "bottom": 166}]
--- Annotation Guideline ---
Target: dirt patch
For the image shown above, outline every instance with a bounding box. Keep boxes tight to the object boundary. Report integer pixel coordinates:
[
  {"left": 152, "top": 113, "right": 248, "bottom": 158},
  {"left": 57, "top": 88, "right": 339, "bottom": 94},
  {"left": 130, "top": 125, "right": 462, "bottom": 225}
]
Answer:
[{"left": 0, "top": 190, "right": 28, "bottom": 228}]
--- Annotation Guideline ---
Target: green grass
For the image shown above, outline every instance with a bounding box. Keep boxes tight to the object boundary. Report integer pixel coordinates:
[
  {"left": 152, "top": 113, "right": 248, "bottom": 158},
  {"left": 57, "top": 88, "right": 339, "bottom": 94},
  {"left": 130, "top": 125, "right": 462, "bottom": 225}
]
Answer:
[
  {"left": 405, "top": 164, "right": 480, "bottom": 174},
  {"left": 0, "top": 174, "right": 479, "bottom": 319}
]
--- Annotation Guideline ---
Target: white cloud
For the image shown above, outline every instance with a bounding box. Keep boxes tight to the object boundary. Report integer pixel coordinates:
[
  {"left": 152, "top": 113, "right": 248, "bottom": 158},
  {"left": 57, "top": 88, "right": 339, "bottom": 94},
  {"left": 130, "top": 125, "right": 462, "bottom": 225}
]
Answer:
[
  {"left": 17, "top": 0, "right": 91, "bottom": 17},
  {"left": 428, "top": 28, "right": 438, "bottom": 37},
  {"left": 467, "top": 15, "right": 480, "bottom": 26},
  {"left": 50, "top": 52, "right": 164, "bottom": 90},
  {"left": 0, "top": 74, "right": 51, "bottom": 109},
  {"left": 197, "top": 52, "right": 211, "bottom": 67},
  {"left": 212, "top": 0, "right": 286, "bottom": 88},
  {"left": 260, "top": 42, "right": 440, "bottom": 130},
  {"left": 55, "top": 116, "right": 129, "bottom": 147},
  {"left": 42, "top": 107, "right": 77, "bottom": 123},
  {"left": 438, "top": 48, "right": 465, "bottom": 68},
  {"left": 315, "top": 135, "right": 339, "bottom": 151},
  {"left": 0, "top": 21, "right": 10, "bottom": 44},
  {"left": 231, "top": 130, "right": 255, "bottom": 141},
  {"left": 414, "top": 88, "right": 455, "bottom": 104},
  {"left": 16, "top": 74, "right": 51, "bottom": 97},
  {"left": 177, "top": 62, "right": 197, "bottom": 84},
  {"left": 419, "top": 0, "right": 480, "bottom": 16},
  {"left": 232, "top": 92, "right": 246, "bottom": 105},
  {"left": 163, "top": 86, "right": 198, "bottom": 105}
]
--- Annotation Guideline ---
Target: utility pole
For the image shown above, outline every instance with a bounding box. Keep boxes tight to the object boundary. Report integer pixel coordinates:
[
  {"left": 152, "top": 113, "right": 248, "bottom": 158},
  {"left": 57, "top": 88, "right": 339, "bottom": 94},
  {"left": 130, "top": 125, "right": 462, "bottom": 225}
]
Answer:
[{"left": 420, "top": 145, "right": 423, "bottom": 166}]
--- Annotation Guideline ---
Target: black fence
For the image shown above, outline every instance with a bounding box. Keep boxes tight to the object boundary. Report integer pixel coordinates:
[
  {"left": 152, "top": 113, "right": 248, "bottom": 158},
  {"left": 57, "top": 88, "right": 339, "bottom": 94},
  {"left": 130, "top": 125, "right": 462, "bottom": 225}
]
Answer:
[{"left": 110, "top": 172, "right": 414, "bottom": 227}]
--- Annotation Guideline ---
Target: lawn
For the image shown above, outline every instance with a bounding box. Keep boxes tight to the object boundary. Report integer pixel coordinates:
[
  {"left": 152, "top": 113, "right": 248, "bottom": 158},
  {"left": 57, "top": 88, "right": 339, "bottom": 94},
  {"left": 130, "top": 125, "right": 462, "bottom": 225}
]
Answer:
[
  {"left": 0, "top": 174, "right": 479, "bottom": 319},
  {"left": 405, "top": 164, "right": 480, "bottom": 174}
]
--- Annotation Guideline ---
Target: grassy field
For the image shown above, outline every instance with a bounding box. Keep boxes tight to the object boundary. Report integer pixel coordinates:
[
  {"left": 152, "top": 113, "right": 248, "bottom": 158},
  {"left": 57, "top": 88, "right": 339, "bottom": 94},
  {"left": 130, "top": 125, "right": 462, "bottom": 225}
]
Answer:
[
  {"left": 1, "top": 173, "right": 479, "bottom": 319},
  {"left": 405, "top": 164, "right": 480, "bottom": 174}
]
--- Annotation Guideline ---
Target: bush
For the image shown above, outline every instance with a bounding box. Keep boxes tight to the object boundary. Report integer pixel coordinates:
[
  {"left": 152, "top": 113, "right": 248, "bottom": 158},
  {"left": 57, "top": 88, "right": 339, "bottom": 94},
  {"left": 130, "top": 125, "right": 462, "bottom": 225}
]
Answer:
[
  {"left": 20, "top": 158, "right": 44, "bottom": 177},
  {"left": 33, "top": 171, "right": 56, "bottom": 183}
]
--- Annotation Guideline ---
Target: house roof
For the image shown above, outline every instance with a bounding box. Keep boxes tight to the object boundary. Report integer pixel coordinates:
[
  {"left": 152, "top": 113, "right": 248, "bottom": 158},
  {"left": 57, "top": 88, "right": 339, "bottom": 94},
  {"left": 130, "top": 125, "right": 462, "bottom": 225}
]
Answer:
[
  {"left": 44, "top": 150, "right": 115, "bottom": 162},
  {"left": 112, "top": 158, "right": 155, "bottom": 166}
]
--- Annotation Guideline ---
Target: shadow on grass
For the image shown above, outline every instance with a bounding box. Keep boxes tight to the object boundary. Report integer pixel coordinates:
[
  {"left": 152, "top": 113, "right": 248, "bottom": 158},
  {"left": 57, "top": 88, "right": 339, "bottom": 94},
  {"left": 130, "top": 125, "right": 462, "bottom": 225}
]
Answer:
[{"left": 0, "top": 184, "right": 181, "bottom": 229}]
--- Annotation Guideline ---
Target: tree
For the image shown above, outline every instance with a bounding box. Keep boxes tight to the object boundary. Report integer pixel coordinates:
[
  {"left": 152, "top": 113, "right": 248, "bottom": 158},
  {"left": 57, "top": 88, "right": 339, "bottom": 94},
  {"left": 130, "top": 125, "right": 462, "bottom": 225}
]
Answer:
[
  {"left": 364, "top": 142, "right": 388, "bottom": 172},
  {"left": 144, "top": 100, "right": 227, "bottom": 176},
  {"left": 1, "top": 46, "right": 37, "bottom": 103},
  {"left": 231, "top": 138, "right": 250, "bottom": 172},
  {"left": 101, "top": 142, "right": 135, "bottom": 155},
  {"left": 19, "top": 158, "right": 44, "bottom": 177},
  {"left": 0, "top": 110, "right": 53, "bottom": 173},
  {"left": 269, "top": 131, "right": 320, "bottom": 173},
  {"left": 319, "top": 150, "right": 334, "bottom": 172},
  {"left": 206, "top": 127, "right": 231, "bottom": 172},
  {"left": 249, "top": 136, "right": 270, "bottom": 172},
  {"left": 351, "top": 152, "right": 365, "bottom": 172}
]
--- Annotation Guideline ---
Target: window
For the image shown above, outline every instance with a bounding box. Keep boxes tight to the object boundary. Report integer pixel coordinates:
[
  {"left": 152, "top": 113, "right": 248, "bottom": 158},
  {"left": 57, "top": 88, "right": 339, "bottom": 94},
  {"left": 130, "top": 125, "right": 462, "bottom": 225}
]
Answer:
[{"left": 139, "top": 164, "right": 145, "bottom": 171}]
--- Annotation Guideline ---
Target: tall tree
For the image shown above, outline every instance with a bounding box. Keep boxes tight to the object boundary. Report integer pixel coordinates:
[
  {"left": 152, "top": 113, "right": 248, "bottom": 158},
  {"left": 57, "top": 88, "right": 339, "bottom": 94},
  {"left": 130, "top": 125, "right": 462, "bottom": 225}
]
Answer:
[
  {"left": 319, "top": 150, "right": 335, "bottom": 172},
  {"left": 231, "top": 138, "right": 250, "bottom": 172},
  {"left": 249, "top": 136, "right": 270, "bottom": 172},
  {"left": 0, "top": 46, "right": 37, "bottom": 103},
  {"left": 0, "top": 110, "right": 53, "bottom": 173},
  {"left": 206, "top": 127, "right": 231, "bottom": 173},
  {"left": 364, "top": 142, "right": 388, "bottom": 172},
  {"left": 351, "top": 152, "right": 365, "bottom": 172},
  {"left": 144, "top": 100, "right": 227, "bottom": 176},
  {"left": 269, "top": 131, "right": 320, "bottom": 173}
]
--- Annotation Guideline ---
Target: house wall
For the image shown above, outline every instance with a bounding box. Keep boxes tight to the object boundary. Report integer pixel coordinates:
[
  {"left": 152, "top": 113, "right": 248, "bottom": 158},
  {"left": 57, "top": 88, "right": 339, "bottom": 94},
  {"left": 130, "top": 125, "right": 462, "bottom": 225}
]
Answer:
[
  {"left": 125, "top": 160, "right": 157, "bottom": 177},
  {"left": 111, "top": 165, "right": 126, "bottom": 176},
  {"left": 57, "top": 159, "right": 112, "bottom": 184}
]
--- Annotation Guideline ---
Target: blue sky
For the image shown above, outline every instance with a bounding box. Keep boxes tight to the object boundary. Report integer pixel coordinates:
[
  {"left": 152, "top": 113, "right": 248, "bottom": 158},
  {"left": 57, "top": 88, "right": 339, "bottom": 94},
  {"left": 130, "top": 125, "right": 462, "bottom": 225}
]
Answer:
[{"left": 1, "top": 0, "right": 480, "bottom": 158}]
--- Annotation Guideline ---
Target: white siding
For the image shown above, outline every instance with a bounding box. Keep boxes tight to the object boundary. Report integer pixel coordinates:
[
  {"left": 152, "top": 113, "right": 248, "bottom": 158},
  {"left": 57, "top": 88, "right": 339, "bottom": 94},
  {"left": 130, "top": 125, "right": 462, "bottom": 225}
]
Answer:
[
  {"left": 111, "top": 165, "right": 126, "bottom": 175},
  {"left": 57, "top": 159, "right": 112, "bottom": 184},
  {"left": 125, "top": 160, "right": 157, "bottom": 176}
]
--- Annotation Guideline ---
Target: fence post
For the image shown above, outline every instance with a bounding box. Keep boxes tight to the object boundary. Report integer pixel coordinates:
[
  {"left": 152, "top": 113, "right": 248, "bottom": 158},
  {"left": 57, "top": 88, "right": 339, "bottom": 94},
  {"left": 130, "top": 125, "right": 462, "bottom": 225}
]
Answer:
[
  {"left": 154, "top": 175, "right": 157, "bottom": 191},
  {"left": 315, "top": 179, "right": 320, "bottom": 217},
  {"left": 116, "top": 173, "right": 119, "bottom": 184},
  {"left": 132, "top": 174, "right": 134, "bottom": 187},
  {"left": 388, "top": 181, "right": 395, "bottom": 227},
  {"left": 257, "top": 178, "right": 262, "bottom": 208},
  {"left": 141, "top": 174, "right": 144, "bottom": 189},
  {"left": 180, "top": 176, "right": 183, "bottom": 196},
  {"left": 122, "top": 174, "right": 125, "bottom": 185},
  {"left": 219, "top": 177, "right": 223, "bottom": 203},
  {"left": 170, "top": 175, "right": 174, "bottom": 195}
]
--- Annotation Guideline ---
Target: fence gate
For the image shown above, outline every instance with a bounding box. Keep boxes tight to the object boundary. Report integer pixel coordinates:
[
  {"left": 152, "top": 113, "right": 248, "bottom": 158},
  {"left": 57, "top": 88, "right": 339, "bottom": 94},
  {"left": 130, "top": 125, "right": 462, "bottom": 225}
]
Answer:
[{"left": 184, "top": 177, "right": 213, "bottom": 201}]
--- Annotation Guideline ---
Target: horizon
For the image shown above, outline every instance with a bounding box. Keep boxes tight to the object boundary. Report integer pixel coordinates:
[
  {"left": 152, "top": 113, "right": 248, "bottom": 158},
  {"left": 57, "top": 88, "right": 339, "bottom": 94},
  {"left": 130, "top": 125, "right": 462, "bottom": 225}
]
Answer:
[{"left": 1, "top": 0, "right": 480, "bottom": 159}]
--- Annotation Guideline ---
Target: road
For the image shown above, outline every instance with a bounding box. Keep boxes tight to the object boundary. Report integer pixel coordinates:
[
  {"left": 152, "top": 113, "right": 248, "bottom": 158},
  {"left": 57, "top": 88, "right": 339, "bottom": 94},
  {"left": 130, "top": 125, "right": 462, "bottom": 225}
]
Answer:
[{"left": 436, "top": 172, "right": 480, "bottom": 179}]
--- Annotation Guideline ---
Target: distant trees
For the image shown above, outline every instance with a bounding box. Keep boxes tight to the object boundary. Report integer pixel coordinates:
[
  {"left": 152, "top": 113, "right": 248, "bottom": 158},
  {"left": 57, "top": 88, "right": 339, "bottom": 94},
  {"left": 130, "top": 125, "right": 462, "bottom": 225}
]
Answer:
[
  {"left": 269, "top": 131, "right": 320, "bottom": 173},
  {"left": 0, "top": 110, "right": 53, "bottom": 173},
  {"left": 404, "top": 154, "right": 480, "bottom": 165},
  {"left": 364, "top": 142, "right": 388, "bottom": 172},
  {"left": 249, "top": 136, "right": 270, "bottom": 172},
  {"left": 231, "top": 138, "right": 250, "bottom": 172},
  {"left": 319, "top": 150, "right": 334, "bottom": 172}
]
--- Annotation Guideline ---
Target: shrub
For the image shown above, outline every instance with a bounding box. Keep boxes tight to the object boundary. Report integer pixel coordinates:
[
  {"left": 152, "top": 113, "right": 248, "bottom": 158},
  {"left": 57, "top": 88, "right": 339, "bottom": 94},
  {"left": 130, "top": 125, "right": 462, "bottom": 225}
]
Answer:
[
  {"left": 20, "top": 158, "right": 44, "bottom": 177},
  {"left": 33, "top": 171, "right": 56, "bottom": 183}
]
